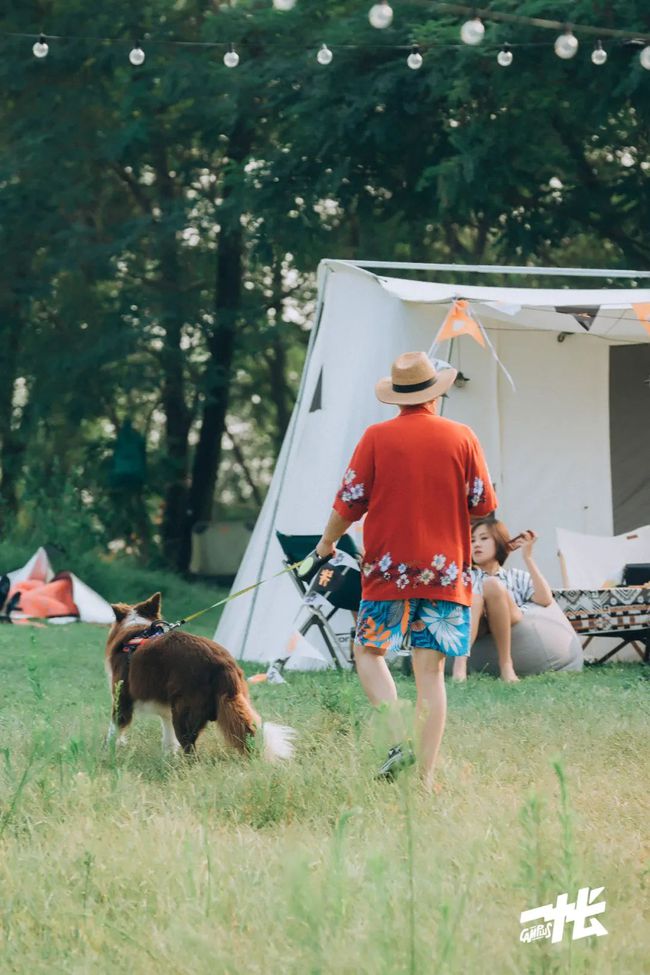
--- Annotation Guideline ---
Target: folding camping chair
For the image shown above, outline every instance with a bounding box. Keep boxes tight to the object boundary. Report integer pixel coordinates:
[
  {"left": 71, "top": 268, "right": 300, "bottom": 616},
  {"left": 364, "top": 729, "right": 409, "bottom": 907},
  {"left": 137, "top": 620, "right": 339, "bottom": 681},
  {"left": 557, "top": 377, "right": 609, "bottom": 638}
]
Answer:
[
  {"left": 275, "top": 531, "right": 362, "bottom": 670},
  {"left": 554, "top": 526, "right": 650, "bottom": 665}
]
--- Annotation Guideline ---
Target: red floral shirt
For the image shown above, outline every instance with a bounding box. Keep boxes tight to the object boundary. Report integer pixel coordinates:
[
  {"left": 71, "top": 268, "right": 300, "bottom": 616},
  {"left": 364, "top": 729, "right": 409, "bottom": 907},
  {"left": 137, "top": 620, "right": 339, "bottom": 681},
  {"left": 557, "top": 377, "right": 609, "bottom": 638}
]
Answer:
[{"left": 332, "top": 405, "right": 497, "bottom": 605}]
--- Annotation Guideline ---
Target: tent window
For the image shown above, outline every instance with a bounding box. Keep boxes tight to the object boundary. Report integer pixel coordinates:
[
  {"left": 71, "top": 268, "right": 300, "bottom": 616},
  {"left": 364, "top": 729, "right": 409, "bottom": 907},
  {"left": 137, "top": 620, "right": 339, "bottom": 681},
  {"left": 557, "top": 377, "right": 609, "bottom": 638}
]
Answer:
[
  {"left": 554, "top": 306, "right": 600, "bottom": 331},
  {"left": 309, "top": 368, "right": 323, "bottom": 413}
]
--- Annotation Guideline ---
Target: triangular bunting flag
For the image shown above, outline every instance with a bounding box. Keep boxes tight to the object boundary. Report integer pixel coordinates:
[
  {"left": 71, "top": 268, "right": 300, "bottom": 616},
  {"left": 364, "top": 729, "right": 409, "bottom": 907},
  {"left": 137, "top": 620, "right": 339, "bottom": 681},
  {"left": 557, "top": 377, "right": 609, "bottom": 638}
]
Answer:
[
  {"left": 431, "top": 300, "right": 516, "bottom": 391},
  {"left": 309, "top": 368, "right": 323, "bottom": 412},
  {"left": 434, "top": 299, "right": 486, "bottom": 347},
  {"left": 632, "top": 303, "right": 650, "bottom": 337}
]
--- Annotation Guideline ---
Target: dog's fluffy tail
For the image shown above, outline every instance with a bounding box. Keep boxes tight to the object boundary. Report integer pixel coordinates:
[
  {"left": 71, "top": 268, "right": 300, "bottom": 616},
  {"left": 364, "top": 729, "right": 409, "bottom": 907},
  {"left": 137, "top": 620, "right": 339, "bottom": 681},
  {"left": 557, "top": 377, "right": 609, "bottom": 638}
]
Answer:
[
  {"left": 262, "top": 721, "right": 296, "bottom": 762},
  {"left": 217, "top": 689, "right": 296, "bottom": 761}
]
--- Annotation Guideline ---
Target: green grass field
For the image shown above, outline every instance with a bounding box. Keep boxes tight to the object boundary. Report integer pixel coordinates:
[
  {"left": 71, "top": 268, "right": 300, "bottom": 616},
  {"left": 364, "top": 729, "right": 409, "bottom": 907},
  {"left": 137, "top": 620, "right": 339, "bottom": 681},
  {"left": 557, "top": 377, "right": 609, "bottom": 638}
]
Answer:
[{"left": 0, "top": 619, "right": 647, "bottom": 974}]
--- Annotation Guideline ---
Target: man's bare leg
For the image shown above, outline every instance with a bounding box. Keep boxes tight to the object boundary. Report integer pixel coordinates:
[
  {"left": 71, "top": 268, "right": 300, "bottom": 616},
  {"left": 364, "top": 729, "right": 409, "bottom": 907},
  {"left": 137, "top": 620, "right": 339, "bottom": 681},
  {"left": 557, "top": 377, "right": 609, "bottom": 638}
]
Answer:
[
  {"left": 412, "top": 648, "right": 447, "bottom": 792},
  {"left": 482, "top": 577, "right": 522, "bottom": 682},
  {"left": 353, "top": 643, "right": 398, "bottom": 706},
  {"left": 353, "top": 643, "right": 405, "bottom": 748},
  {"left": 452, "top": 654, "right": 467, "bottom": 681},
  {"left": 452, "top": 595, "right": 484, "bottom": 681}
]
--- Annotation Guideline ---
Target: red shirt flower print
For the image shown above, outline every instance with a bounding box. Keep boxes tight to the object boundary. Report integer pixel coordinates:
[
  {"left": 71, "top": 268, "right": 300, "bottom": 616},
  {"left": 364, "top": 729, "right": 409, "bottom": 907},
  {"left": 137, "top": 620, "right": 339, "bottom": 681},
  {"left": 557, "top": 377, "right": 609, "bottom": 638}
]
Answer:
[
  {"left": 336, "top": 468, "right": 368, "bottom": 509},
  {"left": 332, "top": 404, "right": 497, "bottom": 605}
]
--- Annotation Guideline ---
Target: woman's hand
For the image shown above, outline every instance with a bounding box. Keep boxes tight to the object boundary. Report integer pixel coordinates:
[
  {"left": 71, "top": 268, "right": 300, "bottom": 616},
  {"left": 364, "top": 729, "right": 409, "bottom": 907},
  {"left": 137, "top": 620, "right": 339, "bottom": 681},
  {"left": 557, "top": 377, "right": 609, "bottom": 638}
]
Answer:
[
  {"left": 516, "top": 530, "right": 553, "bottom": 607},
  {"left": 519, "top": 530, "right": 538, "bottom": 560}
]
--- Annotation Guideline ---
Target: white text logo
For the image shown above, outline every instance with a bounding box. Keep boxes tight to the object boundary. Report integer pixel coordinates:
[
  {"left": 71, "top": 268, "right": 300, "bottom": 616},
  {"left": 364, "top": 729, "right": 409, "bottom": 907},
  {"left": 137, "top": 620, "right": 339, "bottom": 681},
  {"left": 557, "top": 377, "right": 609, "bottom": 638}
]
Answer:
[{"left": 520, "top": 886, "right": 607, "bottom": 944}]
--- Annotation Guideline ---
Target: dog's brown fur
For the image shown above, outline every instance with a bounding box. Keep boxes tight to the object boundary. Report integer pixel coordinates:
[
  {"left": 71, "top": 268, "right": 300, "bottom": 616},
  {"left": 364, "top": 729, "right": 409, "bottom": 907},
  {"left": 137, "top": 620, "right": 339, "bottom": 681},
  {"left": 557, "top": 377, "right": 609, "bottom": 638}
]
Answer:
[{"left": 105, "top": 592, "right": 278, "bottom": 756}]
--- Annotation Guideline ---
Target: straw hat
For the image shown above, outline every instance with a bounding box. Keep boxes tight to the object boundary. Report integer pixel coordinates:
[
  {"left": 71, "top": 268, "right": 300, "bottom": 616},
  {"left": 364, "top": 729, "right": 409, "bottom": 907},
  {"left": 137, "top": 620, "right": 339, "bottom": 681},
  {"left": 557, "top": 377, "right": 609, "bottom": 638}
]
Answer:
[{"left": 375, "top": 351, "right": 458, "bottom": 405}]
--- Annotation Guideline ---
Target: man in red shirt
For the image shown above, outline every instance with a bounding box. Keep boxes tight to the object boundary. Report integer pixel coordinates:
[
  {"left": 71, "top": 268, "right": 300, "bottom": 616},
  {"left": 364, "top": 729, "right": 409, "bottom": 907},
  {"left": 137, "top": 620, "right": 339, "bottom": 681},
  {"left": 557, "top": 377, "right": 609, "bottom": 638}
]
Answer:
[{"left": 315, "top": 351, "right": 497, "bottom": 790}]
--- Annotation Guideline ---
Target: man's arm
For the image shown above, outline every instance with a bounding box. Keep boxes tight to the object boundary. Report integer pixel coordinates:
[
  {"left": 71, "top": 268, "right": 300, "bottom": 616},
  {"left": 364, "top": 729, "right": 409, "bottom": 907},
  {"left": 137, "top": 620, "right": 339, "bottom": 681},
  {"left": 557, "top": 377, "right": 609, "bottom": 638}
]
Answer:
[
  {"left": 321, "top": 428, "right": 373, "bottom": 558},
  {"left": 316, "top": 510, "right": 353, "bottom": 558}
]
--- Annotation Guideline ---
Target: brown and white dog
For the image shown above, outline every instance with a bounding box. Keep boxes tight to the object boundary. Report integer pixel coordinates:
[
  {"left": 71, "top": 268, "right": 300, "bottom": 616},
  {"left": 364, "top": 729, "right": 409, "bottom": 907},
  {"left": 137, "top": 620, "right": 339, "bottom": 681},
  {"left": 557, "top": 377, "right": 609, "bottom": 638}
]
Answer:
[{"left": 105, "top": 592, "right": 295, "bottom": 761}]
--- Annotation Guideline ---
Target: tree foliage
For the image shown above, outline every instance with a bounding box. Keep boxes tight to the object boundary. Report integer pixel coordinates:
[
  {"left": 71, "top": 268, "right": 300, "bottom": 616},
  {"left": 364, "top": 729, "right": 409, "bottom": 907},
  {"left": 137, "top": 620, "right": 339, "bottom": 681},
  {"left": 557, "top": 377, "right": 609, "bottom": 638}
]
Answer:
[{"left": 0, "top": 0, "right": 648, "bottom": 568}]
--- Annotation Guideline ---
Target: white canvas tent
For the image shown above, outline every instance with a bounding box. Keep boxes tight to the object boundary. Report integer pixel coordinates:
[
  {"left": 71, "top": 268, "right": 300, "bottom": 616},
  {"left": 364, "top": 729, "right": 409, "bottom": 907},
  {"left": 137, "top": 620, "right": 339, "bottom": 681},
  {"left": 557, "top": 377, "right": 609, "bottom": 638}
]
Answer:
[{"left": 216, "top": 260, "right": 650, "bottom": 667}]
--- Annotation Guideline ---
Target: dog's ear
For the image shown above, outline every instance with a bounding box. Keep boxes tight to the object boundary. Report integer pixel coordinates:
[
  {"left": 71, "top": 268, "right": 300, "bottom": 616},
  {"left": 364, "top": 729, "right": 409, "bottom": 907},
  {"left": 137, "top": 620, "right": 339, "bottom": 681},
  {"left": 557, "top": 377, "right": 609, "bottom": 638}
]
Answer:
[
  {"left": 111, "top": 603, "right": 130, "bottom": 623},
  {"left": 135, "top": 592, "right": 161, "bottom": 620}
]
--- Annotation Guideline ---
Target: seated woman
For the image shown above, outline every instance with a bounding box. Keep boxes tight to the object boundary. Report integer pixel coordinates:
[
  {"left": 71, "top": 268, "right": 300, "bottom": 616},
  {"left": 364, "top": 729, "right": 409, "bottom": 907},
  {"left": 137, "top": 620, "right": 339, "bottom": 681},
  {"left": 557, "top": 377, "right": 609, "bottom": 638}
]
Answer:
[{"left": 452, "top": 519, "right": 553, "bottom": 683}]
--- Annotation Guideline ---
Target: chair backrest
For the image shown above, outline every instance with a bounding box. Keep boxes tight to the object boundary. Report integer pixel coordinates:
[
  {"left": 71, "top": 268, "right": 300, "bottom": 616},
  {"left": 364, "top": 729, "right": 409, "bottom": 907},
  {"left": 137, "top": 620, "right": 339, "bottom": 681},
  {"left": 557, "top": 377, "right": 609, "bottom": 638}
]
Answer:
[
  {"left": 275, "top": 531, "right": 359, "bottom": 565},
  {"left": 276, "top": 531, "right": 361, "bottom": 611},
  {"left": 556, "top": 525, "right": 650, "bottom": 588}
]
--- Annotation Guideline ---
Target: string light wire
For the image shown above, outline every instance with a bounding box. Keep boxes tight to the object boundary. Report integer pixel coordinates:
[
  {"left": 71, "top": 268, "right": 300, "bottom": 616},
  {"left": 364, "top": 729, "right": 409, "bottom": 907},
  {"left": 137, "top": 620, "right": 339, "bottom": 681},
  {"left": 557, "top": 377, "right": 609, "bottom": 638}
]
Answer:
[{"left": 5, "top": 3, "right": 649, "bottom": 62}]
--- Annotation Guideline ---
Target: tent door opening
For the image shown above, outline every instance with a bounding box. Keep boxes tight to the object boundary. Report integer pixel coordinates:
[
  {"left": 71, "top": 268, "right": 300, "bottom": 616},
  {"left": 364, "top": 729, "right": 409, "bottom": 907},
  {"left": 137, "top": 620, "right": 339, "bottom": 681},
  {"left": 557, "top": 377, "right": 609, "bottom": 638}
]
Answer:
[{"left": 609, "top": 344, "right": 650, "bottom": 534}]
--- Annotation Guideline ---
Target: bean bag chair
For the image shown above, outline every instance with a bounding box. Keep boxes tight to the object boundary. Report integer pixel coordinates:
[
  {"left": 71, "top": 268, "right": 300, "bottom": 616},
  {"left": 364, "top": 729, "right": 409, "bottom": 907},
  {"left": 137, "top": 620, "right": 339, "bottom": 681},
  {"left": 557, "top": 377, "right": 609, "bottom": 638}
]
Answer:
[
  {"left": 8, "top": 574, "right": 79, "bottom": 621},
  {"left": 4, "top": 548, "right": 114, "bottom": 624},
  {"left": 445, "top": 600, "right": 583, "bottom": 677}
]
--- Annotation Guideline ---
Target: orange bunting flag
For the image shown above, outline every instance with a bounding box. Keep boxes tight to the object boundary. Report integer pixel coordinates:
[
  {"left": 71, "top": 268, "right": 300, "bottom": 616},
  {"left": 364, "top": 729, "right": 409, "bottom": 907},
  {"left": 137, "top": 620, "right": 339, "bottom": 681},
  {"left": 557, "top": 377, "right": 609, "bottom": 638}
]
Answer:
[
  {"left": 632, "top": 303, "right": 650, "bottom": 337},
  {"left": 434, "top": 299, "right": 486, "bottom": 348}
]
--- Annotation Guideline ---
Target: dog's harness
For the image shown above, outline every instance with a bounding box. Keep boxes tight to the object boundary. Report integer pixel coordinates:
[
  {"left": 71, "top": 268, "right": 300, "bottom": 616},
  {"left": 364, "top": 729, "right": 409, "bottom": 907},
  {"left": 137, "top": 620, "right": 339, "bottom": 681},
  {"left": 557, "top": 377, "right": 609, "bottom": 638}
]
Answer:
[{"left": 121, "top": 620, "right": 177, "bottom": 656}]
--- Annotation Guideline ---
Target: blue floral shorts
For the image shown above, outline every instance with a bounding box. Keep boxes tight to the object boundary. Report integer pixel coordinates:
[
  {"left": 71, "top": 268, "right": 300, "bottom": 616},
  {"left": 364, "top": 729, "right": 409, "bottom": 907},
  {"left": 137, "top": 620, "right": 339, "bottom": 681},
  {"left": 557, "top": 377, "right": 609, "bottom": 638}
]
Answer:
[{"left": 355, "top": 598, "right": 470, "bottom": 657}]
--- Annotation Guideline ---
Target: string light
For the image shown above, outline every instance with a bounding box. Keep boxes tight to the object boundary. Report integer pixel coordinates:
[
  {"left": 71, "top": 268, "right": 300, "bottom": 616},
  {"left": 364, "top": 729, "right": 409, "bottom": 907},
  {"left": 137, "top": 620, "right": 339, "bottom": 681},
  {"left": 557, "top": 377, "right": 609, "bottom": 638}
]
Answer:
[
  {"left": 128, "top": 42, "right": 145, "bottom": 66},
  {"left": 497, "top": 44, "right": 512, "bottom": 68},
  {"left": 224, "top": 43, "right": 239, "bottom": 68},
  {"left": 497, "top": 43, "right": 513, "bottom": 66},
  {"left": 368, "top": 2, "right": 393, "bottom": 30},
  {"left": 272, "top": 0, "right": 297, "bottom": 9},
  {"left": 32, "top": 34, "right": 49, "bottom": 58},
  {"left": 460, "top": 17, "right": 485, "bottom": 46},
  {"left": 591, "top": 40, "right": 607, "bottom": 65},
  {"left": 316, "top": 43, "right": 333, "bottom": 65},
  {"left": 8, "top": 11, "right": 650, "bottom": 74},
  {"left": 407, "top": 45, "right": 423, "bottom": 69},
  {"left": 554, "top": 28, "right": 579, "bottom": 59}
]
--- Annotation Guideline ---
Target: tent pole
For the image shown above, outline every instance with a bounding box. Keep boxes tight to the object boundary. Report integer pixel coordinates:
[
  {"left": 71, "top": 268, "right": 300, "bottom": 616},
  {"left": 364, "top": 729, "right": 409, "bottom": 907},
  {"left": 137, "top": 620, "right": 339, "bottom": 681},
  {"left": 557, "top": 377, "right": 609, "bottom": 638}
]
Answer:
[
  {"left": 328, "top": 260, "right": 650, "bottom": 280},
  {"left": 236, "top": 265, "right": 331, "bottom": 659}
]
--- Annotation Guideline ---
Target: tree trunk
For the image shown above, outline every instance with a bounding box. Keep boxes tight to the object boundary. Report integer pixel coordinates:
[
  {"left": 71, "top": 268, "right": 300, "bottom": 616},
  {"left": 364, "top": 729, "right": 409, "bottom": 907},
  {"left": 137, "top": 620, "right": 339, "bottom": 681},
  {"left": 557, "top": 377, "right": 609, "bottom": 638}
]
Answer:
[
  {"left": 159, "top": 298, "right": 191, "bottom": 567},
  {"left": 266, "top": 328, "right": 291, "bottom": 455},
  {"left": 265, "top": 259, "right": 292, "bottom": 455},
  {"left": 0, "top": 312, "right": 22, "bottom": 525},
  {"left": 155, "top": 150, "right": 192, "bottom": 568},
  {"left": 180, "top": 222, "right": 242, "bottom": 568},
  {"left": 178, "top": 125, "right": 252, "bottom": 572}
]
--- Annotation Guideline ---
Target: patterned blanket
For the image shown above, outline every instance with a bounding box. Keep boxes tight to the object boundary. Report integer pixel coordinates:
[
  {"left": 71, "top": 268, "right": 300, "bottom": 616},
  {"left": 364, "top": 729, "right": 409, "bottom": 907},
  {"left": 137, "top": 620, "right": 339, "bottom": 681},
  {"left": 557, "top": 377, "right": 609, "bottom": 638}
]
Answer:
[{"left": 553, "top": 587, "right": 650, "bottom": 635}]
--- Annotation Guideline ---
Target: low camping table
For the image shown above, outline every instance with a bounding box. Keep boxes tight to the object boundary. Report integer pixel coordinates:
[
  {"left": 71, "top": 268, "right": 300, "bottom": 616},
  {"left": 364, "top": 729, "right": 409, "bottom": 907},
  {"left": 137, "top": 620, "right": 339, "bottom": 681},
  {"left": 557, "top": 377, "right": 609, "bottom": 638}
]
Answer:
[{"left": 553, "top": 586, "right": 650, "bottom": 664}]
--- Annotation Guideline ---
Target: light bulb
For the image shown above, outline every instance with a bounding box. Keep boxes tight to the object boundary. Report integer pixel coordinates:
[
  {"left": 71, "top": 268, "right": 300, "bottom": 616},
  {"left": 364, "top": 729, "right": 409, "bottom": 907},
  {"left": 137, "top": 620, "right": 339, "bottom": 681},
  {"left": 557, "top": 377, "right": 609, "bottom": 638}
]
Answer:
[
  {"left": 554, "top": 30, "right": 578, "bottom": 60},
  {"left": 272, "top": 0, "right": 297, "bottom": 9},
  {"left": 407, "top": 46, "right": 423, "bottom": 70},
  {"left": 224, "top": 45, "right": 239, "bottom": 68},
  {"left": 129, "top": 44, "right": 145, "bottom": 66},
  {"left": 591, "top": 41, "right": 607, "bottom": 65},
  {"left": 460, "top": 18, "right": 485, "bottom": 46},
  {"left": 640, "top": 46, "right": 650, "bottom": 70},
  {"left": 316, "top": 44, "right": 333, "bottom": 65},
  {"left": 33, "top": 34, "right": 49, "bottom": 58},
  {"left": 497, "top": 45, "right": 513, "bottom": 67},
  {"left": 368, "top": 2, "right": 393, "bottom": 30}
]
